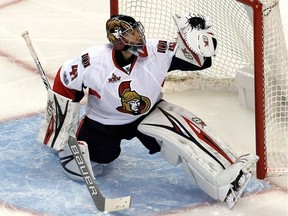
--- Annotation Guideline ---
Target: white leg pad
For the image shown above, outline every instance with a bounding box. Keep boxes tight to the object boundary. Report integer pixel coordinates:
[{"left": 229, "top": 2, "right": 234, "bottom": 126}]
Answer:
[
  {"left": 215, "top": 154, "right": 259, "bottom": 187},
  {"left": 138, "top": 101, "right": 258, "bottom": 201},
  {"left": 182, "top": 159, "right": 230, "bottom": 201},
  {"left": 160, "top": 141, "right": 181, "bottom": 166},
  {"left": 182, "top": 153, "right": 258, "bottom": 201}
]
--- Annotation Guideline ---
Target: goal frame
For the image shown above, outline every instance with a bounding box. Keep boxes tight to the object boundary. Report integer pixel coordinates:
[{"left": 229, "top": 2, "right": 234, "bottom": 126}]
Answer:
[{"left": 109, "top": 0, "right": 270, "bottom": 179}]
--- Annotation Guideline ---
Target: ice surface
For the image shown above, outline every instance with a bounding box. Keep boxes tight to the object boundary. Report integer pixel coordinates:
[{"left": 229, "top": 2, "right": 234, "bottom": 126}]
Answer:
[{"left": 0, "top": 114, "right": 271, "bottom": 216}]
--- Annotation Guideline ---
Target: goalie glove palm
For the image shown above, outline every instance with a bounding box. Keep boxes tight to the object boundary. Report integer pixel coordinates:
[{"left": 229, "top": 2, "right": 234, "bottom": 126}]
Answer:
[{"left": 173, "top": 13, "right": 217, "bottom": 57}]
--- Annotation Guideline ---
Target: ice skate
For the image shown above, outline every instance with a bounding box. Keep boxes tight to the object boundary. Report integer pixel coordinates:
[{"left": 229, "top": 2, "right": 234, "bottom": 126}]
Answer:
[{"left": 225, "top": 171, "right": 252, "bottom": 209}]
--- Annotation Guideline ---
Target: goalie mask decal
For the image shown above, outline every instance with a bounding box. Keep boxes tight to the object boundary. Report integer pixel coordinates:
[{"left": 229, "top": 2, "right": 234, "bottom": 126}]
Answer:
[{"left": 116, "top": 81, "right": 151, "bottom": 115}]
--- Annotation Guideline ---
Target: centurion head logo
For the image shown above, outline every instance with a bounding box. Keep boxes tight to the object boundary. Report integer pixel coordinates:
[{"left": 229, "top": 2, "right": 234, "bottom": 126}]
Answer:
[{"left": 116, "top": 80, "right": 151, "bottom": 115}]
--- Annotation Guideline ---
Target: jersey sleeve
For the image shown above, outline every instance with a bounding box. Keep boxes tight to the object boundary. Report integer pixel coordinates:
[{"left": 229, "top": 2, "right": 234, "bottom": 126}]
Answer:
[
  {"left": 148, "top": 39, "right": 178, "bottom": 73},
  {"left": 53, "top": 51, "right": 92, "bottom": 101},
  {"left": 148, "top": 39, "right": 212, "bottom": 72}
]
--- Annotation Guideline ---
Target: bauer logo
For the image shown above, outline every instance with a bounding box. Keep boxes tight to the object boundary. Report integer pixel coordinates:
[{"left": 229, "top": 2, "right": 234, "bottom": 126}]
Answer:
[{"left": 70, "top": 141, "right": 98, "bottom": 196}]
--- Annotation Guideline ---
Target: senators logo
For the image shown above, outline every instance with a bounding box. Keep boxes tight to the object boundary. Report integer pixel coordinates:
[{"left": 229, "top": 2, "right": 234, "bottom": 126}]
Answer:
[{"left": 116, "top": 81, "right": 151, "bottom": 115}]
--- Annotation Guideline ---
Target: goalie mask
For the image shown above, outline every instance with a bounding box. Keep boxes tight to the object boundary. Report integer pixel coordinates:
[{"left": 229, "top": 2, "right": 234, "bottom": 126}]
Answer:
[{"left": 106, "top": 15, "right": 146, "bottom": 52}]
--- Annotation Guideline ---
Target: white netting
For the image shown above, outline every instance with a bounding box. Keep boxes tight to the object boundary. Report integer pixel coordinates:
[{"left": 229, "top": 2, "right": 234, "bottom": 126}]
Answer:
[
  {"left": 118, "top": 0, "right": 254, "bottom": 91},
  {"left": 114, "top": 0, "right": 288, "bottom": 176},
  {"left": 261, "top": 0, "right": 288, "bottom": 175}
]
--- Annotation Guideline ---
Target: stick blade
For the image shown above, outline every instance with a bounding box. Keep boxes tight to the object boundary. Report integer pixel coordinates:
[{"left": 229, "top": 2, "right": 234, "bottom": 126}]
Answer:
[
  {"left": 104, "top": 195, "right": 131, "bottom": 212},
  {"left": 68, "top": 135, "right": 132, "bottom": 212}
]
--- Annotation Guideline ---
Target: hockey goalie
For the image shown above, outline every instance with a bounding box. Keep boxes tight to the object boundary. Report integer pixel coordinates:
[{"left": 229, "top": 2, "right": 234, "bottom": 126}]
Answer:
[{"left": 38, "top": 12, "right": 258, "bottom": 209}]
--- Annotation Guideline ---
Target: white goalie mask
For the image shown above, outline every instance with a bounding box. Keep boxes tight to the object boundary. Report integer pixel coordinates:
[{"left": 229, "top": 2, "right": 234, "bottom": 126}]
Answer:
[{"left": 173, "top": 13, "right": 218, "bottom": 57}]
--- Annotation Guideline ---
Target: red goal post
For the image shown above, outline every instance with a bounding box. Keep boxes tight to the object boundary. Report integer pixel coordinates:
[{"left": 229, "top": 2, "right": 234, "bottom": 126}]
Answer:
[{"left": 110, "top": 0, "right": 288, "bottom": 179}]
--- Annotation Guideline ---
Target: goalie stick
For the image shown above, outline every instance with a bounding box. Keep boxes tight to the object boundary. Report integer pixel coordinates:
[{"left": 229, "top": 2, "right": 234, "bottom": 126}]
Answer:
[{"left": 21, "top": 31, "right": 131, "bottom": 212}]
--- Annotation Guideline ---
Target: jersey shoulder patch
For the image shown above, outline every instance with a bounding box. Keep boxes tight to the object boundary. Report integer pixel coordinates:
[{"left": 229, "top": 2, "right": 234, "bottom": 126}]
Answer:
[
  {"left": 157, "top": 40, "right": 177, "bottom": 53},
  {"left": 81, "top": 53, "right": 91, "bottom": 68}
]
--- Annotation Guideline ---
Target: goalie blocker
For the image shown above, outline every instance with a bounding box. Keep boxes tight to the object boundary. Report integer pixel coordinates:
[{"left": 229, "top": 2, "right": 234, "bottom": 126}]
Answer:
[
  {"left": 138, "top": 100, "right": 258, "bottom": 205},
  {"left": 38, "top": 89, "right": 104, "bottom": 181},
  {"left": 38, "top": 89, "right": 80, "bottom": 151}
]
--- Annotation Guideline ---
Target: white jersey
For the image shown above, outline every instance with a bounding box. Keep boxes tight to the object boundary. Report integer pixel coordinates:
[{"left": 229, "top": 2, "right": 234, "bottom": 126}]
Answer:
[{"left": 58, "top": 39, "right": 178, "bottom": 125}]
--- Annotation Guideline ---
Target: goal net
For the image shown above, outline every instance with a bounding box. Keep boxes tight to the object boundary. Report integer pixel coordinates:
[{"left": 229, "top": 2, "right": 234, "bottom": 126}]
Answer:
[{"left": 110, "top": 0, "right": 288, "bottom": 179}]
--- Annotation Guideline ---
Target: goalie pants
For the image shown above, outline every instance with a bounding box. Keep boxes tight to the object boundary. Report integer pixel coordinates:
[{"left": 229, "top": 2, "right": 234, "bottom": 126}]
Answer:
[{"left": 76, "top": 114, "right": 161, "bottom": 164}]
